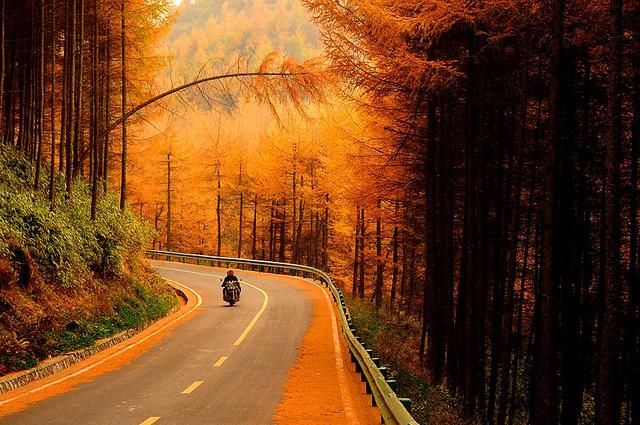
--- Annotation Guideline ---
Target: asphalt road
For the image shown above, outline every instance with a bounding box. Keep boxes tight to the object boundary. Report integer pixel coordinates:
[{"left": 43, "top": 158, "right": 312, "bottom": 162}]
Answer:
[{"left": 0, "top": 261, "right": 315, "bottom": 425}]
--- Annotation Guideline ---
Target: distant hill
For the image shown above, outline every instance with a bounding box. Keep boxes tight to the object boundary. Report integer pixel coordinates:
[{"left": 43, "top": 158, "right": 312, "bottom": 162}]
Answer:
[{"left": 160, "top": 0, "right": 322, "bottom": 77}]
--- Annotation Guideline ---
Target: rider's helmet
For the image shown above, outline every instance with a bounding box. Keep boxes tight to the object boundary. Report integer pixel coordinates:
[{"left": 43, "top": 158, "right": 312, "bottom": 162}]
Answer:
[{"left": 227, "top": 270, "right": 234, "bottom": 277}]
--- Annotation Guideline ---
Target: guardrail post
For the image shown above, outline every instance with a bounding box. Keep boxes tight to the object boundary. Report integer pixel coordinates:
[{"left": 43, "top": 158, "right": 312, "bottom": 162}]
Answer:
[
  {"left": 399, "top": 398, "right": 412, "bottom": 414},
  {"left": 378, "top": 366, "right": 388, "bottom": 379}
]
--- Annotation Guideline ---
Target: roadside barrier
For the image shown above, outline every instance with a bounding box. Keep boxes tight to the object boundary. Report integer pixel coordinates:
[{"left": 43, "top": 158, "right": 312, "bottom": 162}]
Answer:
[{"left": 147, "top": 250, "right": 418, "bottom": 425}]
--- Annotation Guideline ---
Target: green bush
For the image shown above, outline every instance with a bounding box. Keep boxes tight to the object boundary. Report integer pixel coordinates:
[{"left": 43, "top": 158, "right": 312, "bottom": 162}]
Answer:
[
  {"left": 0, "top": 145, "right": 176, "bottom": 375},
  {"left": 0, "top": 145, "right": 152, "bottom": 287}
]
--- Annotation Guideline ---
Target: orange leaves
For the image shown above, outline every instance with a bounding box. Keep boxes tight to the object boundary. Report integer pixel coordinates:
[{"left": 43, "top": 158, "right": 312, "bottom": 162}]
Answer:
[{"left": 248, "top": 53, "right": 328, "bottom": 123}]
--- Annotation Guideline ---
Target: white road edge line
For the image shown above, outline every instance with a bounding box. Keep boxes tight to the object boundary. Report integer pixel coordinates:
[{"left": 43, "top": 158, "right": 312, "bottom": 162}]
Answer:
[
  {"left": 320, "top": 286, "right": 361, "bottom": 425},
  {"left": 0, "top": 279, "right": 203, "bottom": 406},
  {"left": 153, "top": 266, "right": 269, "bottom": 346}
]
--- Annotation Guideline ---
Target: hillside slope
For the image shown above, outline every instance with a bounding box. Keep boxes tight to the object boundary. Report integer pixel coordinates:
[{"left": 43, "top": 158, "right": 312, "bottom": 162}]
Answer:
[{"left": 0, "top": 145, "right": 176, "bottom": 375}]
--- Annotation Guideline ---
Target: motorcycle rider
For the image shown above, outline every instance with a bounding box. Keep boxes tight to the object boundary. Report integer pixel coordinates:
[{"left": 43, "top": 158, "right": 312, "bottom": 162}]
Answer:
[{"left": 221, "top": 270, "right": 241, "bottom": 292}]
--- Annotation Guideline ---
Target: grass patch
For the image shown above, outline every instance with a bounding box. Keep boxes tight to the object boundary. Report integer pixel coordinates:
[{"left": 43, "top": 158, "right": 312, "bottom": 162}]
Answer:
[{"left": 48, "top": 283, "right": 177, "bottom": 354}]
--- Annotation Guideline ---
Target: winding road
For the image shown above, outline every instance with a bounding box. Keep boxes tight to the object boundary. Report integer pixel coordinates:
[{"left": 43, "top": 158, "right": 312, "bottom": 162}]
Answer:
[{"left": 0, "top": 261, "right": 318, "bottom": 424}]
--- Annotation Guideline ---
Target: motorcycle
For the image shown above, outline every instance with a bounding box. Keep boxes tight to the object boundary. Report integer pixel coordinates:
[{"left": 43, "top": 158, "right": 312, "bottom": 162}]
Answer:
[{"left": 221, "top": 279, "right": 241, "bottom": 306}]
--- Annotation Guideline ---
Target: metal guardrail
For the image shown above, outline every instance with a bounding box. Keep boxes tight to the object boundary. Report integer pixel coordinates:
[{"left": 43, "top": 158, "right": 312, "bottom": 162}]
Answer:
[{"left": 147, "top": 250, "right": 418, "bottom": 425}]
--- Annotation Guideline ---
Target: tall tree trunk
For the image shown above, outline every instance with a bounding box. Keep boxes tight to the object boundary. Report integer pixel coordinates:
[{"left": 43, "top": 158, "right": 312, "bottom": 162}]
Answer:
[
  {"left": 400, "top": 210, "right": 408, "bottom": 311},
  {"left": 373, "top": 199, "right": 383, "bottom": 309},
  {"left": 314, "top": 211, "right": 321, "bottom": 267},
  {"left": 72, "top": 0, "right": 84, "bottom": 178},
  {"left": 292, "top": 147, "right": 297, "bottom": 259},
  {"left": 34, "top": 0, "right": 45, "bottom": 189},
  {"left": 533, "top": 1, "right": 564, "bottom": 422},
  {"left": 353, "top": 206, "right": 360, "bottom": 297},
  {"left": 252, "top": 195, "right": 258, "bottom": 259},
  {"left": 279, "top": 200, "right": 286, "bottom": 262},
  {"left": 269, "top": 200, "right": 275, "bottom": 261},
  {"left": 65, "top": 0, "right": 76, "bottom": 193},
  {"left": 238, "top": 190, "right": 244, "bottom": 257},
  {"left": 421, "top": 100, "right": 438, "bottom": 369},
  {"left": 322, "top": 194, "right": 329, "bottom": 270},
  {"left": 49, "top": 0, "right": 56, "bottom": 209},
  {"left": 166, "top": 152, "right": 172, "bottom": 250},
  {"left": 119, "top": 0, "right": 126, "bottom": 210},
  {"left": 358, "top": 207, "right": 365, "bottom": 299},
  {"left": 295, "top": 198, "right": 305, "bottom": 263},
  {"left": 630, "top": 6, "right": 640, "bottom": 422},
  {"left": 216, "top": 160, "right": 221, "bottom": 256},
  {"left": 599, "top": 0, "right": 624, "bottom": 422},
  {"left": 0, "top": 0, "right": 4, "bottom": 138},
  {"left": 406, "top": 228, "right": 416, "bottom": 315},
  {"left": 90, "top": 0, "right": 99, "bottom": 220},
  {"left": 390, "top": 211, "right": 399, "bottom": 312},
  {"left": 103, "top": 25, "right": 110, "bottom": 193}
]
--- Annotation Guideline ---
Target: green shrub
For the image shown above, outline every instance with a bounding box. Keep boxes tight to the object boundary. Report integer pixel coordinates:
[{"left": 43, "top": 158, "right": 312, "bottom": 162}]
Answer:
[
  {"left": 0, "top": 145, "right": 174, "bottom": 375},
  {"left": 0, "top": 144, "right": 151, "bottom": 287}
]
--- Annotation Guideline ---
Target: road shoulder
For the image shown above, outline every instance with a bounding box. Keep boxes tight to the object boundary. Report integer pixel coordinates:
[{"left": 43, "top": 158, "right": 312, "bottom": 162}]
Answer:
[
  {"left": 273, "top": 277, "right": 379, "bottom": 425},
  {"left": 0, "top": 279, "right": 202, "bottom": 417}
]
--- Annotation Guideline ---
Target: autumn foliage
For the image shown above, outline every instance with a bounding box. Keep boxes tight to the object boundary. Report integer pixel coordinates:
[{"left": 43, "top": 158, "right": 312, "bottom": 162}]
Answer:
[
  {"left": 1, "top": 0, "right": 638, "bottom": 424},
  {"left": 300, "top": 0, "right": 639, "bottom": 424}
]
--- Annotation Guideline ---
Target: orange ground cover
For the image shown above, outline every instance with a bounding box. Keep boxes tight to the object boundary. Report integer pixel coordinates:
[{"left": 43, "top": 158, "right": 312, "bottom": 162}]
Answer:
[{"left": 274, "top": 278, "right": 379, "bottom": 425}]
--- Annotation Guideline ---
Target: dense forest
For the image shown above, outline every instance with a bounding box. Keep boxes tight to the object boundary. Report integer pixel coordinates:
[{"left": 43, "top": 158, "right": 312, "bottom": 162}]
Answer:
[
  {"left": 1, "top": 0, "right": 638, "bottom": 424},
  {"left": 300, "top": 1, "right": 638, "bottom": 424},
  {"left": 0, "top": 0, "right": 175, "bottom": 215}
]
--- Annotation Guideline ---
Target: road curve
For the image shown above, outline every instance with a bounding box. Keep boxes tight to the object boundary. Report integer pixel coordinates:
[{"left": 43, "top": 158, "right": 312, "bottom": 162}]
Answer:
[{"left": 0, "top": 261, "right": 315, "bottom": 425}]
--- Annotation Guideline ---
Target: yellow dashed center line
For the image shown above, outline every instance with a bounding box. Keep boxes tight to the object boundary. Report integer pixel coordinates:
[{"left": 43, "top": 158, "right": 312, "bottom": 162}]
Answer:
[
  {"left": 213, "top": 356, "right": 228, "bottom": 367},
  {"left": 139, "top": 417, "right": 160, "bottom": 425},
  {"left": 181, "top": 380, "right": 203, "bottom": 394}
]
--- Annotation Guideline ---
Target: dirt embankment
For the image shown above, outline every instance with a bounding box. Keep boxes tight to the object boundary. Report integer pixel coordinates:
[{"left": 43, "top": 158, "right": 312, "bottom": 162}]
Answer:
[
  {"left": 0, "top": 260, "right": 177, "bottom": 376},
  {"left": 0, "top": 278, "right": 200, "bottom": 417}
]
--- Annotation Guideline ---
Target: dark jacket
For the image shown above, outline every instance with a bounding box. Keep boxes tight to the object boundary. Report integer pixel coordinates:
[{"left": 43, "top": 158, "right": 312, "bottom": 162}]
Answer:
[{"left": 221, "top": 275, "right": 239, "bottom": 288}]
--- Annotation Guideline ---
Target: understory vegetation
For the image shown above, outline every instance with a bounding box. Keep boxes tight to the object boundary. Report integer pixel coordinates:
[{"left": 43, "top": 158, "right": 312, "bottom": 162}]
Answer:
[
  {"left": 348, "top": 297, "right": 476, "bottom": 425},
  {"left": 0, "top": 145, "right": 176, "bottom": 376}
]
